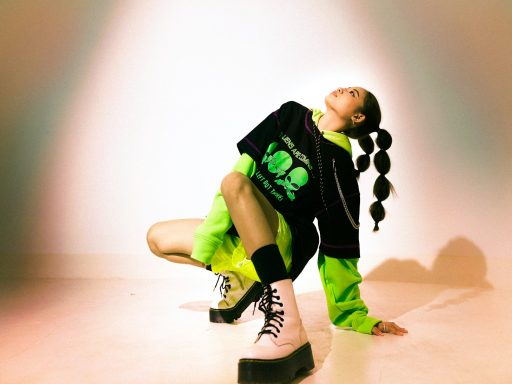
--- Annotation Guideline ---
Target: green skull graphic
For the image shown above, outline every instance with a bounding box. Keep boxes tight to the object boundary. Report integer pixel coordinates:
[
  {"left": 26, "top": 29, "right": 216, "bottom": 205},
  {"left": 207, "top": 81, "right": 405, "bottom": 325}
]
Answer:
[
  {"left": 276, "top": 167, "right": 309, "bottom": 201},
  {"left": 262, "top": 142, "right": 278, "bottom": 164},
  {"left": 262, "top": 143, "right": 292, "bottom": 178}
]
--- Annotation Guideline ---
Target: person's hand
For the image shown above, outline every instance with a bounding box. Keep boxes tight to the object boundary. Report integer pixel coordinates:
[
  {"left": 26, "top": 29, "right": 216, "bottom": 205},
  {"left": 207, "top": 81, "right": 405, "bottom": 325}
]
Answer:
[{"left": 372, "top": 321, "right": 408, "bottom": 336}]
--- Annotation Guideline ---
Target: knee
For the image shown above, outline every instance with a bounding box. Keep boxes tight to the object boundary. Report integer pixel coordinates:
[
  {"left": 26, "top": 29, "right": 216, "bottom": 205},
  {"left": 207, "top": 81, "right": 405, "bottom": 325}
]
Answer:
[
  {"left": 146, "top": 223, "right": 163, "bottom": 256},
  {"left": 220, "top": 172, "right": 252, "bottom": 200}
]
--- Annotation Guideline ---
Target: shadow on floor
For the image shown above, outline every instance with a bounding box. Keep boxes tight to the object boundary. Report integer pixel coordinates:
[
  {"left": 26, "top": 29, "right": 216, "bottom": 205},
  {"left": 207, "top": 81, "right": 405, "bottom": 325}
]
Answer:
[
  {"left": 363, "top": 236, "right": 493, "bottom": 318},
  {"left": 365, "top": 236, "right": 492, "bottom": 288}
]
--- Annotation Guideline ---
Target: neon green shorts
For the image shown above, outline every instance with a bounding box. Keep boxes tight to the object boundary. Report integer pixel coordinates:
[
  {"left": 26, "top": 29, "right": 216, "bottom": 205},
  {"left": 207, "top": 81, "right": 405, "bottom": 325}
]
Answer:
[{"left": 209, "top": 212, "right": 293, "bottom": 282}]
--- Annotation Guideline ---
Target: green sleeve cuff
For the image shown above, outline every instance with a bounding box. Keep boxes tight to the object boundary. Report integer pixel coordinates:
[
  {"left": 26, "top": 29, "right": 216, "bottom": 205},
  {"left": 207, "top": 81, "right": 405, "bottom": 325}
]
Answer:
[
  {"left": 349, "top": 315, "right": 381, "bottom": 335},
  {"left": 232, "top": 153, "right": 257, "bottom": 177}
]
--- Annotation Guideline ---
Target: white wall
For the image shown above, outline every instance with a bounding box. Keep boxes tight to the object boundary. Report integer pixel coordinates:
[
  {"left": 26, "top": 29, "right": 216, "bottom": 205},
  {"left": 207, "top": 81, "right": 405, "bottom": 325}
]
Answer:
[{"left": 1, "top": 0, "right": 510, "bottom": 288}]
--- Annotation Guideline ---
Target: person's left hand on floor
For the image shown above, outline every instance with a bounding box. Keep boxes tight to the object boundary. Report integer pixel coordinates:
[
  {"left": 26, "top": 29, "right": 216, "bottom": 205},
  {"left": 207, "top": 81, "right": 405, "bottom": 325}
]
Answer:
[{"left": 372, "top": 321, "right": 408, "bottom": 336}]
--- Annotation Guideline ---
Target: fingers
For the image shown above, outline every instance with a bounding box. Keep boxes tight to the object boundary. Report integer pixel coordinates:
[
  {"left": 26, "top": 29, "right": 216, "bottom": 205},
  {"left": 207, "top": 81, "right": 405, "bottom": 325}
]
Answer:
[
  {"left": 385, "top": 322, "right": 408, "bottom": 336},
  {"left": 373, "top": 321, "right": 408, "bottom": 336}
]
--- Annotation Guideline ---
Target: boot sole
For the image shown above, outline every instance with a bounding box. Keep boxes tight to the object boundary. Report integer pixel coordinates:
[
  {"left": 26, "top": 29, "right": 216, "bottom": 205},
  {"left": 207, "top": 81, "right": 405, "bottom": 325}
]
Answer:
[
  {"left": 237, "top": 342, "right": 315, "bottom": 384},
  {"left": 209, "top": 282, "right": 263, "bottom": 323}
]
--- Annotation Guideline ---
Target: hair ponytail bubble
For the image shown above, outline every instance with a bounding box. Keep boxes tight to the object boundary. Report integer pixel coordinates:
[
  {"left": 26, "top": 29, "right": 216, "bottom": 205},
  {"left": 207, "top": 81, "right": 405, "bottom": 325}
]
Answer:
[
  {"left": 373, "top": 150, "right": 391, "bottom": 175},
  {"left": 355, "top": 135, "right": 374, "bottom": 177},
  {"left": 369, "top": 201, "right": 385, "bottom": 231},
  {"left": 373, "top": 174, "right": 392, "bottom": 201},
  {"left": 359, "top": 135, "right": 375, "bottom": 154},
  {"left": 376, "top": 129, "right": 392, "bottom": 150}
]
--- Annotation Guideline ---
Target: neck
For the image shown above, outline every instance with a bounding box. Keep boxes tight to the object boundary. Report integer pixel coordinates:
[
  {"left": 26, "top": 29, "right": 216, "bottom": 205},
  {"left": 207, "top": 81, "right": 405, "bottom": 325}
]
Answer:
[{"left": 317, "top": 111, "right": 349, "bottom": 133}]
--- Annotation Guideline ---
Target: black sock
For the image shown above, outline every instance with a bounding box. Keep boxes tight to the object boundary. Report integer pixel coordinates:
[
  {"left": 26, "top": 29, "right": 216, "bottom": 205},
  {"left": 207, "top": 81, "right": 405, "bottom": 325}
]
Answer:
[{"left": 251, "top": 244, "right": 288, "bottom": 285}]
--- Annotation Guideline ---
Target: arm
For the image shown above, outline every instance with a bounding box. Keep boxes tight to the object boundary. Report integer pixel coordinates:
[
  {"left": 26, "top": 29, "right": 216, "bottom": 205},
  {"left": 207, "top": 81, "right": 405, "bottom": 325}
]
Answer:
[
  {"left": 190, "top": 153, "right": 257, "bottom": 265},
  {"left": 317, "top": 251, "right": 381, "bottom": 334},
  {"left": 317, "top": 252, "right": 408, "bottom": 336}
]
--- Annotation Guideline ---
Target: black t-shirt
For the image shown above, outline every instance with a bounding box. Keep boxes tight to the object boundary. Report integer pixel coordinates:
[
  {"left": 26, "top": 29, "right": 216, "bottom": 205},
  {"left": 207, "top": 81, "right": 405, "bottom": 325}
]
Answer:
[{"left": 237, "top": 101, "right": 360, "bottom": 278}]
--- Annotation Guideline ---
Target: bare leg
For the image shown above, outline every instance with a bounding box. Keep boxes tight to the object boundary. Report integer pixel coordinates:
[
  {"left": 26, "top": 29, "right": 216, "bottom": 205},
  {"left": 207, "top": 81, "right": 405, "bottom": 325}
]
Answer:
[
  {"left": 220, "top": 172, "right": 279, "bottom": 257},
  {"left": 146, "top": 218, "right": 205, "bottom": 268}
]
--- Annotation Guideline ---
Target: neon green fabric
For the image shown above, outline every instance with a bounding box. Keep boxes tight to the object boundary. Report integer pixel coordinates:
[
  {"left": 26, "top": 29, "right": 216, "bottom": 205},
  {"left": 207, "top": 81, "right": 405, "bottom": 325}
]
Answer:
[
  {"left": 191, "top": 153, "right": 257, "bottom": 265},
  {"left": 311, "top": 108, "right": 352, "bottom": 156},
  {"left": 317, "top": 252, "right": 381, "bottom": 334},
  {"left": 209, "top": 211, "right": 293, "bottom": 282},
  {"left": 311, "top": 108, "right": 325, "bottom": 126}
]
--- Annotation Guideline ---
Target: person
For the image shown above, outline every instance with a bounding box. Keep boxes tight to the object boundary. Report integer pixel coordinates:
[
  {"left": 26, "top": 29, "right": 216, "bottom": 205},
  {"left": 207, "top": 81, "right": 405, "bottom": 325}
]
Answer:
[{"left": 147, "top": 86, "right": 408, "bottom": 383}]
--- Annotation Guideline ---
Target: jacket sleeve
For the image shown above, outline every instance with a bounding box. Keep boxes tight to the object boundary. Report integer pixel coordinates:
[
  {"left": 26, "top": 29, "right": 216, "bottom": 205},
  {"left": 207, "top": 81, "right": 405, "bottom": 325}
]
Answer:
[
  {"left": 190, "top": 153, "right": 257, "bottom": 265},
  {"left": 317, "top": 251, "right": 381, "bottom": 334}
]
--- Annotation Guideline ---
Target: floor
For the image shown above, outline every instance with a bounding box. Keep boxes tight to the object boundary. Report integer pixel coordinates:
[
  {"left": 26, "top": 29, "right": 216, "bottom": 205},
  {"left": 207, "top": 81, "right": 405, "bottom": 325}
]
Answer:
[{"left": 1, "top": 268, "right": 511, "bottom": 384}]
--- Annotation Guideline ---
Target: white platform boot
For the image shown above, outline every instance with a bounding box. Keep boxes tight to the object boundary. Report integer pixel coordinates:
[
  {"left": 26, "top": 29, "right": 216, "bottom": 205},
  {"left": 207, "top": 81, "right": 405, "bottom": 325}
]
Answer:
[
  {"left": 209, "top": 271, "right": 263, "bottom": 323},
  {"left": 238, "top": 278, "right": 314, "bottom": 383}
]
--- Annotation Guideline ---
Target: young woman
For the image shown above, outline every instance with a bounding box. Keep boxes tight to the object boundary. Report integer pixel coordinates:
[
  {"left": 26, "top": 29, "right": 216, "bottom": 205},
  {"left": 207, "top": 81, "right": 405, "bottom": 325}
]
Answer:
[{"left": 147, "top": 86, "right": 408, "bottom": 383}]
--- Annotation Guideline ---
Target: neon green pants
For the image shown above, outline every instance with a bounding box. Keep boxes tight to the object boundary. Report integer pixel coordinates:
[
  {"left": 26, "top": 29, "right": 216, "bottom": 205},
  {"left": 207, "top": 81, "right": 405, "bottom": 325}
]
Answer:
[{"left": 210, "top": 212, "right": 293, "bottom": 282}]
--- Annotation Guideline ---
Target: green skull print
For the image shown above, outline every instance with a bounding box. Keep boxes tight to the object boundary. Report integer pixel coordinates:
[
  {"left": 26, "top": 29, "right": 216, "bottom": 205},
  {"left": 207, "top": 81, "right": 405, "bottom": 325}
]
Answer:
[
  {"left": 275, "top": 167, "right": 309, "bottom": 201},
  {"left": 262, "top": 142, "right": 293, "bottom": 178},
  {"left": 262, "top": 142, "right": 278, "bottom": 164}
]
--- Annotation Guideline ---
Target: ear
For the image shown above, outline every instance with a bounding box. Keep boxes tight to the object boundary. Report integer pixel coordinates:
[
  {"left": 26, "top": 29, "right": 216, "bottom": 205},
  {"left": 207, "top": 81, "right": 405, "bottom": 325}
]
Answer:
[{"left": 352, "top": 113, "right": 366, "bottom": 125}]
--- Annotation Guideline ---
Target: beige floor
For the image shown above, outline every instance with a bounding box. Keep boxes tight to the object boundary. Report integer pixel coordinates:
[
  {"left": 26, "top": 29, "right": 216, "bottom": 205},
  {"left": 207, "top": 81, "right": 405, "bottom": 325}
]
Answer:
[{"left": 1, "top": 269, "right": 511, "bottom": 384}]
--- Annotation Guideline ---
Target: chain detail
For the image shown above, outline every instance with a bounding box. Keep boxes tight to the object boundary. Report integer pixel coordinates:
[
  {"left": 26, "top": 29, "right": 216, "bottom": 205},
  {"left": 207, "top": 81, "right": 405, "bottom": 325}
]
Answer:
[
  {"left": 332, "top": 159, "right": 360, "bottom": 230},
  {"left": 314, "top": 128, "right": 329, "bottom": 214}
]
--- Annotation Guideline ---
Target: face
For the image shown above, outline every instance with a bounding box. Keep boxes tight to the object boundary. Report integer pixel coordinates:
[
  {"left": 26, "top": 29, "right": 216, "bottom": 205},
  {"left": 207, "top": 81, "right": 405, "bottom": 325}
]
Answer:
[{"left": 325, "top": 86, "right": 367, "bottom": 131}]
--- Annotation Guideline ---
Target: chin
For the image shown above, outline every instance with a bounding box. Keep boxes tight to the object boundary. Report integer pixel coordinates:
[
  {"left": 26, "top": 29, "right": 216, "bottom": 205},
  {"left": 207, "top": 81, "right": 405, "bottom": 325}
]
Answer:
[{"left": 324, "top": 94, "right": 334, "bottom": 108}]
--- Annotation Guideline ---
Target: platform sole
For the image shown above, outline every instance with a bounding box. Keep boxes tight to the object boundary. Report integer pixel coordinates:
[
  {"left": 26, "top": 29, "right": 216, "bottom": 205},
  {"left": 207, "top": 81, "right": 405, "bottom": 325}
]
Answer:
[
  {"left": 209, "top": 282, "right": 263, "bottom": 323},
  {"left": 238, "top": 342, "right": 315, "bottom": 384}
]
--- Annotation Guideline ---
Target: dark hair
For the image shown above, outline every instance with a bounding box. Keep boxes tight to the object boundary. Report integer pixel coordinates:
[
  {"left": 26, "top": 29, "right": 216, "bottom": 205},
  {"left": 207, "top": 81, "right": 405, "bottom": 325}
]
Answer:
[{"left": 353, "top": 91, "right": 395, "bottom": 231}]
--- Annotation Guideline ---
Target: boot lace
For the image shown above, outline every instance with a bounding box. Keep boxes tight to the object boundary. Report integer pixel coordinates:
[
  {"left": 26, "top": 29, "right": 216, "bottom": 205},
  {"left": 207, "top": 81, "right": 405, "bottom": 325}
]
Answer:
[
  {"left": 213, "top": 273, "right": 231, "bottom": 299},
  {"left": 256, "top": 285, "right": 284, "bottom": 339}
]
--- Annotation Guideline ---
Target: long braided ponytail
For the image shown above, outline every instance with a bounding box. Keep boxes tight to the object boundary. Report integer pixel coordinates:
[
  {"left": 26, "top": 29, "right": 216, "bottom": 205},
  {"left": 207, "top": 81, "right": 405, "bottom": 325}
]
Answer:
[
  {"left": 352, "top": 92, "right": 395, "bottom": 231},
  {"left": 369, "top": 129, "right": 394, "bottom": 231}
]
